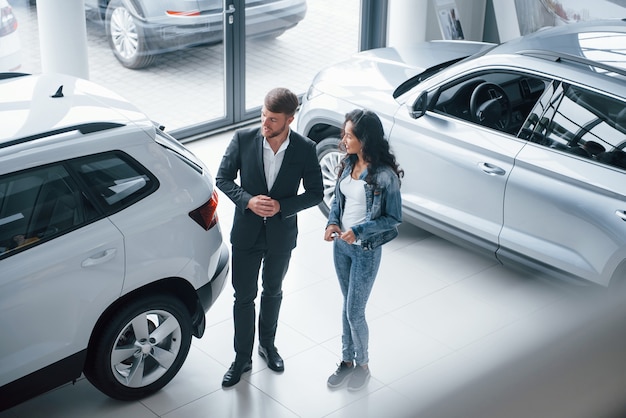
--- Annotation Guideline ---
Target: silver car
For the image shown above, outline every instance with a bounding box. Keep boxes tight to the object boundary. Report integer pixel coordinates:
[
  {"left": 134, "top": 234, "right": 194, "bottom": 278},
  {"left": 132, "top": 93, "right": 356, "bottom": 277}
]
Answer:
[
  {"left": 83, "top": 0, "right": 307, "bottom": 69},
  {"left": 297, "top": 19, "right": 626, "bottom": 288}
]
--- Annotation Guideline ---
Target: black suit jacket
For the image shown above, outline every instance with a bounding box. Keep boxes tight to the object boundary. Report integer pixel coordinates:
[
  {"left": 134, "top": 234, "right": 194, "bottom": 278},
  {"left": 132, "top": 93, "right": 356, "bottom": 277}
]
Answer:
[{"left": 216, "top": 127, "right": 323, "bottom": 252}]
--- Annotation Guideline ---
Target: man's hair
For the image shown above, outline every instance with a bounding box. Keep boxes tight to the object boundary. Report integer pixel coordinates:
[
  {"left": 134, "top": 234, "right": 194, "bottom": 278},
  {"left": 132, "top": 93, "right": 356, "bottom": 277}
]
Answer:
[{"left": 264, "top": 87, "right": 299, "bottom": 117}]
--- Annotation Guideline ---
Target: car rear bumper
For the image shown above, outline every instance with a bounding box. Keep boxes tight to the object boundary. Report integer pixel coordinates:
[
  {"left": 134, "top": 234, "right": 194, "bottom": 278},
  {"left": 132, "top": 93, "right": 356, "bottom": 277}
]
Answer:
[
  {"left": 139, "top": 0, "right": 307, "bottom": 54},
  {"left": 191, "top": 242, "right": 229, "bottom": 338},
  {"left": 197, "top": 241, "right": 229, "bottom": 313}
]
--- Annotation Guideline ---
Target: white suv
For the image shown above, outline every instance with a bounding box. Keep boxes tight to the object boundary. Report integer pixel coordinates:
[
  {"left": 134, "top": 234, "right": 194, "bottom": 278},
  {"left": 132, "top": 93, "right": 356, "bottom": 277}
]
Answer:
[{"left": 0, "top": 72, "right": 229, "bottom": 409}]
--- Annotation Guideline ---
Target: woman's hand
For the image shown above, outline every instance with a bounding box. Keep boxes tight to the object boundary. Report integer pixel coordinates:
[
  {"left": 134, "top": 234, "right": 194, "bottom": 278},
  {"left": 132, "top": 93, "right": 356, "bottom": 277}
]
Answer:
[
  {"left": 324, "top": 225, "right": 342, "bottom": 241},
  {"left": 339, "top": 229, "right": 357, "bottom": 244}
]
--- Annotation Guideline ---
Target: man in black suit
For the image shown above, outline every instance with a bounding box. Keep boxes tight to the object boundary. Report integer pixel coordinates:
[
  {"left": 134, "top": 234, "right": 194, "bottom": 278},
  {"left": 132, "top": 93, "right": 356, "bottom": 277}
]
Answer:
[{"left": 216, "top": 87, "right": 323, "bottom": 387}]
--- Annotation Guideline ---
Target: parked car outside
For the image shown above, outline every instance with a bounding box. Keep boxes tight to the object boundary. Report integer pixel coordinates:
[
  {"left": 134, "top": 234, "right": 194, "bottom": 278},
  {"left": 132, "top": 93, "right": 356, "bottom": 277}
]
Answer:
[
  {"left": 0, "top": 72, "right": 229, "bottom": 410},
  {"left": 297, "top": 19, "right": 626, "bottom": 288},
  {"left": 82, "top": 0, "right": 308, "bottom": 69},
  {"left": 0, "top": 0, "right": 21, "bottom": 71}
]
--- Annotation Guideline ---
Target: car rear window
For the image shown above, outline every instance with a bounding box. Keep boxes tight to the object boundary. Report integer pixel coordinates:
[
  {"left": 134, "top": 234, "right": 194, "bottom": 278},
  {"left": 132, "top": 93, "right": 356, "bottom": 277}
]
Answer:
[{"left": 154, "top": 129, "right": 204, "bottom": 174}]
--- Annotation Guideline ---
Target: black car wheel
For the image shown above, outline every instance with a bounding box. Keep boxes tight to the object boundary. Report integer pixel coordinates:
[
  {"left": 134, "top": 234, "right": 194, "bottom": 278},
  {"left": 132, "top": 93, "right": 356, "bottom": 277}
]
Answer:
[
  {"left": 316, "top": 137, "right": 342, "bottom": 217},
  {"left": 84, "top": 295, "right": 192, "bottom": 400},
  {"left": 105, "top": 0, "right": 156, "bottom": 69}
]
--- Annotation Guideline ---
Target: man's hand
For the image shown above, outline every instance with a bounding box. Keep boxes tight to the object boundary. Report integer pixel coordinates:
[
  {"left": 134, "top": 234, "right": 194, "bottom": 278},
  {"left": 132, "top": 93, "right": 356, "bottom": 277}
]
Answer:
[{"left": 247, "top": 195, "right": 280, "bottom": 217}]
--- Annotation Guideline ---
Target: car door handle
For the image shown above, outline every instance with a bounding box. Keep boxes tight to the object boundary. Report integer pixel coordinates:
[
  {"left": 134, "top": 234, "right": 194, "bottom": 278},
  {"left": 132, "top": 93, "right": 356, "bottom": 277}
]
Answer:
[
  {"left": 616, "top": 210, "right": 626, "bottom": 222},
  {"left": 478, "top": 162, "right": 506, "bottom": 176},
  {"left": 82, "top": 248, "right": 117, "bottom": 268}
]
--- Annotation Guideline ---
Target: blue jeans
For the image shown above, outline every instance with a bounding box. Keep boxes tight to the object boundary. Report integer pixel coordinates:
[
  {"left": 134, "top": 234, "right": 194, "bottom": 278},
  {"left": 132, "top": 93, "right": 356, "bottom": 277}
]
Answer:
[{"left": 333, "top": 238, "right": 382, "bottom": 366}]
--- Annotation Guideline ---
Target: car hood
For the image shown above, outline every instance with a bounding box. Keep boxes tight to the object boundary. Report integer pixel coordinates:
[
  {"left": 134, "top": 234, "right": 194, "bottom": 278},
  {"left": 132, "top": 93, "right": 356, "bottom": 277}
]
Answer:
[{"left": 311, "top": 41, "right": 493, "bottom": 110}]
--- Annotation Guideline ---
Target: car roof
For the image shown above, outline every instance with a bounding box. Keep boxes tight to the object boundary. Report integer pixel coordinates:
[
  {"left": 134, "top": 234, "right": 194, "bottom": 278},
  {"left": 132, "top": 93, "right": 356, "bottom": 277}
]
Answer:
[
  {"left": 488, "top": 19, "right": 626, "bottom": 74},
  {"left": 0, "top": 72, "right": 153, "bottom": 149}
]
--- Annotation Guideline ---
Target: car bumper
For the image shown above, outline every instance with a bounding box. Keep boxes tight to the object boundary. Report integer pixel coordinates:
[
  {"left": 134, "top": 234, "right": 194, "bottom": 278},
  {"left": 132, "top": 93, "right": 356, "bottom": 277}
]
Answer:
[
  {"left": 197, "top": 241, "right": 229, "bottom": 313},
  {"left": 246, "top": 0, "right": 307, "bottom": 38},
  {"left": 191, "top": 242, "right": 229, "bottom": 338},
  {"left": 139, "top": 0, "right": 307, "bottom": 54}
]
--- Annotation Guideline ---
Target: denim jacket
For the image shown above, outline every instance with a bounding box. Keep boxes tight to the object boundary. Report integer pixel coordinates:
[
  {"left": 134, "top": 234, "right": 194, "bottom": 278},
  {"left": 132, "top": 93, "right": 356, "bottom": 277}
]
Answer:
[{"left": 327, "top": 159, "right": 402, "bottom": 250}]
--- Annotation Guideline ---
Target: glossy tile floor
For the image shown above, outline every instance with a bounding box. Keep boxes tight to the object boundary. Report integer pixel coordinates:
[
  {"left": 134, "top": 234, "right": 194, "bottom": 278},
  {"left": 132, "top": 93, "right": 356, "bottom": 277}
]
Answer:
[{"left": 2, "top": 128, "right": 620, "bottom": 418}]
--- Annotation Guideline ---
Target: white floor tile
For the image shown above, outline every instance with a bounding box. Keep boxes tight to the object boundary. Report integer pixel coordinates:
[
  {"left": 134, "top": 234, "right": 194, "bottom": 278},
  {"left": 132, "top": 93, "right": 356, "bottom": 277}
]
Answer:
[
  {"left": 365, "top": 315, "right": 453, "bottom": 384},
  {"left": 1, "top": 378, "right": 157, "bottom": 418},
  {"left": 162, "top": 382, "right": 299, "bottom": 418},
  {"left": 391, "top": 283, "right": 513, "bottom": 350},
  {"left": 323, "top": 387, "right": 415, "bottom": 418},
  {"left": 397, "top": 235, "right": 499, "bottom": 284},
  {"left": 139, "top": 346, "right": 225, "bottom": 416},
  {"left": 248, "top": 346, "right": 383, "bottom": 418},
  {"left": 279, "top": 279, "right": 344, "bottom": 344}
]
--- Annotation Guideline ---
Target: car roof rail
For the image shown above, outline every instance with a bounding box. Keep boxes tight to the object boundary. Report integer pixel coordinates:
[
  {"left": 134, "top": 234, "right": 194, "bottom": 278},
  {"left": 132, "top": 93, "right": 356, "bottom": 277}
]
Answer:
[
  {"left": 0, "top": 122, "right": 125, "bottom": 149},
  {"left": 519, "top": 49, "right": 626, "bottom": 79},
  {"left": 0, "top": 72, "right": 31, "bottom": 81}
]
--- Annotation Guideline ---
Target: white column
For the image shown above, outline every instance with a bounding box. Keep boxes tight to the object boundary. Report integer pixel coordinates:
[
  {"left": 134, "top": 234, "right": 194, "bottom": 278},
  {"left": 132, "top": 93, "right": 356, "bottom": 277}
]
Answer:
[
  {"left": 36, "top": 0, "right": 89, "bottom": 79},
  {"left": 387, "top": 0, "right": 429, "bottom": 48},
  {"left": 492, "top": 0, "right": 520, "bottom": 42}
]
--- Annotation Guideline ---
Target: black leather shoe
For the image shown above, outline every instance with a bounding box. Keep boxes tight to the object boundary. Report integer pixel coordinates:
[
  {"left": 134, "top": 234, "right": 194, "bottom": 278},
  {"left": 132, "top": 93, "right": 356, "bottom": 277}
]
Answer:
[
  {"left": 222, "top": 360, "right": 252, "bottom": 387},
  {"left": 258, "top": 346, "right": 284, "bottom": 372}
]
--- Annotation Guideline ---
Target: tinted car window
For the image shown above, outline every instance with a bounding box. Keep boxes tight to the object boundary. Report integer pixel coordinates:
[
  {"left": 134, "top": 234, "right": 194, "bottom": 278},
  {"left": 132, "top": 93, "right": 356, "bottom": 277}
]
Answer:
[
  {"left": 0, "top": 164, "right": 97, "bottom": 256},
  {"left": 523, "top": 83, "right": 626, "bottom": 170},
  {"left": 70, "top": 152, "right": 158, "bottom": 214}
]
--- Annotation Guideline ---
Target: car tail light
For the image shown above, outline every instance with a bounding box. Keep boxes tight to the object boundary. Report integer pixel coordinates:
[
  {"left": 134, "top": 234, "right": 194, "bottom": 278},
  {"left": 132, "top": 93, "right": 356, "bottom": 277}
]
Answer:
[
  {"left": 166, "top": 10, "right": 201, "bottom": 17},
  {"left": 189, "top": 190, "right": 219, "bottom": 230},
  {"left": 0, "top": 4, "right": 18, "bottom": 37}
]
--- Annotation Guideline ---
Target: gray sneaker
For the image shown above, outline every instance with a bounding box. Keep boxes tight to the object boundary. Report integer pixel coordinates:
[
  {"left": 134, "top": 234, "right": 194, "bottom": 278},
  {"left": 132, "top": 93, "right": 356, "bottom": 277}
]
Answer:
[
  {"left": 347, "top": 366, "right": 370, "bottom": 391},
  {"left": 327, "top": 362, "right": 354, "bottom": 388}
]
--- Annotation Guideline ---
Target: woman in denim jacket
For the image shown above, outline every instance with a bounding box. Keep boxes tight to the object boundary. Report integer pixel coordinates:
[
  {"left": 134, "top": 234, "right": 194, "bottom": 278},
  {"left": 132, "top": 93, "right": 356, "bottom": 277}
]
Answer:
[{"left": 324, "top": 109, "right": 403, "bottom": 391}]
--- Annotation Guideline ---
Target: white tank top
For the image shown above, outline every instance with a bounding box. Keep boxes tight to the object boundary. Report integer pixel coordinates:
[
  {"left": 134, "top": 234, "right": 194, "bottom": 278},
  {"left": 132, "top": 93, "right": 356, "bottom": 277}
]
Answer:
[{"left": 340, "top": 176, "right": 366, "bottom": 241}]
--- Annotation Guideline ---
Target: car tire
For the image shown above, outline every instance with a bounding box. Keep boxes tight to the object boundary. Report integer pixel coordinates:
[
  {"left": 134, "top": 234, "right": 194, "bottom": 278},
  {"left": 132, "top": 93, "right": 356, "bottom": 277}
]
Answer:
[
  {"left": 84, "top": 295, "right": 192, "bottom": 400},
  {"left": 316, "top": 137, "right": 342, "bottom": 217},
  {"left": 105, "top": 0, "right": 157, "bottom": 69}
]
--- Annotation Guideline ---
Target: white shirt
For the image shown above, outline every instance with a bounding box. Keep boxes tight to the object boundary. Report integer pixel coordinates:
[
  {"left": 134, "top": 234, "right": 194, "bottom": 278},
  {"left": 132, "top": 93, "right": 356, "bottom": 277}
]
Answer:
[{"left": 262, "top": 132, "right": 290, "bottom": 191}]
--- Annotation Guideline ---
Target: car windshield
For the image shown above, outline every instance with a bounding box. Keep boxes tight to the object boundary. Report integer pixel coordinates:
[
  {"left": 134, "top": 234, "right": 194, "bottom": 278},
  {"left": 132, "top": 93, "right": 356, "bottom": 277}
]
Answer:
[
  {"left": 487, "top": 21, "right": 626, "bottom": 78},
  {"left": 392, "top": 44, "right": 498, "bottom": 99}
]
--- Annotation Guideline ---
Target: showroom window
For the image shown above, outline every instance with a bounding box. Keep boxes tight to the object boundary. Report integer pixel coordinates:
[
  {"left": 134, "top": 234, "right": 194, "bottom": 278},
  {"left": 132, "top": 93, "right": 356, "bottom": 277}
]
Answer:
[{"left": 9, "top": 0, "right": 360, "bottom": 139}]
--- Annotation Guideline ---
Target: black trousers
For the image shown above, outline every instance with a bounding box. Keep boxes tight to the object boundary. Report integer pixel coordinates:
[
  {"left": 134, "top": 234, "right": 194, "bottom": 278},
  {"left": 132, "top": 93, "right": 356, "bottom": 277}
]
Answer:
[{"left": 231, "top": 226, "right": 291, "bottom": 363}]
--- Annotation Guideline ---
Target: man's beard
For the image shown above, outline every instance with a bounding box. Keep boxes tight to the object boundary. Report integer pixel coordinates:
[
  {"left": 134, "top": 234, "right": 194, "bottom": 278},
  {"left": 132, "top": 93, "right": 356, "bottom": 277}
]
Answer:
[{"left": 265, "top": 123, "right": 287, "bottom": 139}]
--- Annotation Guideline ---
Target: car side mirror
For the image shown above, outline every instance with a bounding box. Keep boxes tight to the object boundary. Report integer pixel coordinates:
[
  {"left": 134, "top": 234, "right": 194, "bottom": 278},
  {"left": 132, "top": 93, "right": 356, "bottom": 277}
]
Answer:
[{"left": 409, "top": 91, "right": 427, "bottom": 119}]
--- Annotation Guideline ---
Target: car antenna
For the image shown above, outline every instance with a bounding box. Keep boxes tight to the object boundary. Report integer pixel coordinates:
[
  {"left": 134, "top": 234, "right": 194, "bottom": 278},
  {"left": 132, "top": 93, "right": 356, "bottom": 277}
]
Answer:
[{"left": 51, "top": 85, "right": 64, "bottom": 98}]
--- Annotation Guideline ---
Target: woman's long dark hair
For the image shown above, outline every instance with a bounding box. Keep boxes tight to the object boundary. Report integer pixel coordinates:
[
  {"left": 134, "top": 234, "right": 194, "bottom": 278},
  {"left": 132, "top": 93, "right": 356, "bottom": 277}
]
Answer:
[{"left": 338, "top": 109, "right": 404, "bottom": 185}]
